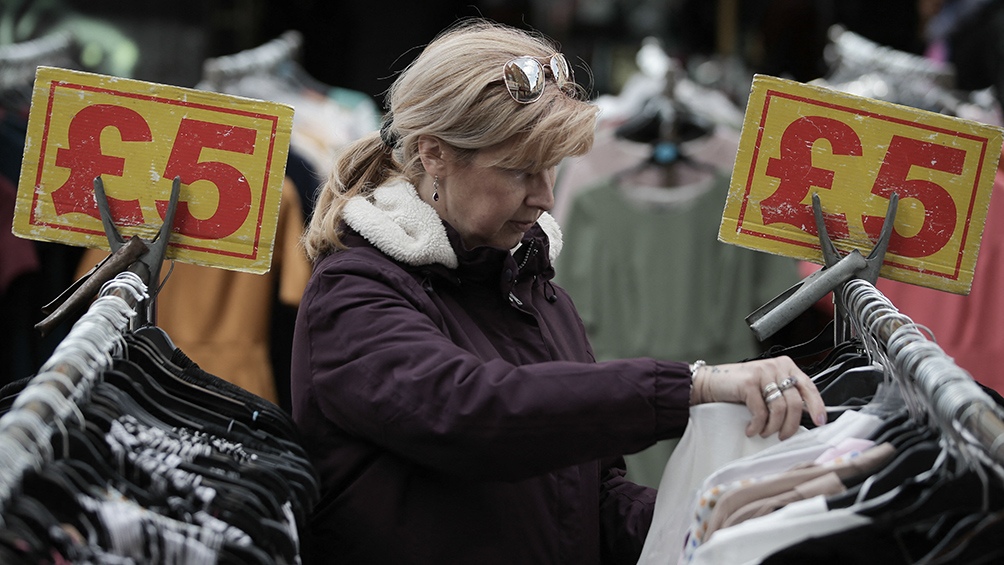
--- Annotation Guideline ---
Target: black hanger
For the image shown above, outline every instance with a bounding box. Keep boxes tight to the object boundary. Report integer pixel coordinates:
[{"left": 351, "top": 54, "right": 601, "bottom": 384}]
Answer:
[
  {"left": 803, "top": 339, "right": 867, "bottom": 377},
  {"left": 55, "top": 424, "right": 157, "bottom": 508},
  {"left": 1, "top": 497, "right": 54, "bottom": 562},
  {"left": 0, "top": 375, "right": 35, "bottom": 415},
  {"left": 18, "top": 463, "right": 111, "bottom": 551},
  {"left": 122, "top": 334, "right": 250, "bottom": 417},
  {"left": 615, "top": 96, "right": 714, "bottom": 146},
  {"left": 110, "top": 358, "right": 239, "bottom": 430},
  {"left": 817, "top": 365, "right": 885, "bottom": 407},
  {"left": 131, "top": 325, "right": 177, "bottom": 358},
  {"left": 828, "top": 435, "right": 941, "bottom": 509},
  {"left": 121, "top": 389, "right": 316, "bottom": 514},
  {"left": 886, "top": 462, "right": 1004, "bottom": 525},
  {"left": 866, "top": 409, "right": 912, "bottom": 446},
  {"left": 192, "top": 476, "right": 277, "bottom": 547},
  {"left": 919, "top": 509, "right": 1004, "bottom": 564},
  {"left": 96, "top": 370, "right": 205, "bottom": 431},
  {"left": 612, "top": 95, "right": 719, "bottom": 188},
  {"left": 746, "top": 319, "right": 837, "bottom": 364},
  {"left": 156, "top": 338, "right": 301, "bottom": 442},
  {"left": 810, "top": 353, "right": 872, "bottom": 390},
  {"left": 124, "top": 334, "right": 306, "bottom": 447},
  {"left": 0, "top": 531, "right": 39, "bottom": 565}
]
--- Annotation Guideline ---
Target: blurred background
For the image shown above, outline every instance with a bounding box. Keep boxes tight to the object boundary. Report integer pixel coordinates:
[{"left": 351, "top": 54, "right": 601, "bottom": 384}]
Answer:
[{"left": 4, "top": 0, "right": 1000, "bottom": 105}]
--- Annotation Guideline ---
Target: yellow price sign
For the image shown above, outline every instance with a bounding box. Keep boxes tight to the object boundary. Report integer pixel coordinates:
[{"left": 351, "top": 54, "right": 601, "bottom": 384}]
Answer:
[
  {"left": 13, "top": 66, "right": 294, "bottom": 274},
  {"left": 720, "top": 75, "right": 1003, "bottom": 294}
]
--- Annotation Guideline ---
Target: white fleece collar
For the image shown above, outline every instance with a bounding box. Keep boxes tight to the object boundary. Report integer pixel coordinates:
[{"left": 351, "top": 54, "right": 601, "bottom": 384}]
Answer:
[{"left": 342, "top": 180, "right": 562, "bottom": 269}]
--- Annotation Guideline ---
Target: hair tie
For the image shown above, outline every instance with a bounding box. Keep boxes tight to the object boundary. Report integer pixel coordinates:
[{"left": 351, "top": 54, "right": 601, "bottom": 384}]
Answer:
[{"left": 380, "top": 113, "right": 399, "bottom": 148}]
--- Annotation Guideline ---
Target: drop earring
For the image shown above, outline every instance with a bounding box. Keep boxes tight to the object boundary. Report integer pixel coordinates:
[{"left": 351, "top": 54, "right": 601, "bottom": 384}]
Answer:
[{"left": 433, "top": 176, "right": 440, "bottom": 201}]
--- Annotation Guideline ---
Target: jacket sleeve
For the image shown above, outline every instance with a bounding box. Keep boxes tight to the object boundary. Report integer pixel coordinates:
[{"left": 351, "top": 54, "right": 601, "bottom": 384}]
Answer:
[
  {"left": 598, "top": 456, "right": 657, "bottom": 564},
  {"left": 295, "top": 254, "right": 692, "bottom": 481}
]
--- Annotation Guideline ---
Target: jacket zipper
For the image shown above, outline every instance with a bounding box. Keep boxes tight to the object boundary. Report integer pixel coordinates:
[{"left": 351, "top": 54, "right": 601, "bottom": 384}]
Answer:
[
  {"left": 509, "top": 240, "right": 538, "bottom": 308},
  {"left": 517, "top": 240, "right": 538, "bottom": 271}
]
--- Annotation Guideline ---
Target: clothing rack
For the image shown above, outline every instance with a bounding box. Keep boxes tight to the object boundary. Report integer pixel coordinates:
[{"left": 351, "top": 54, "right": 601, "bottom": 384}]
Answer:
[
  {"left": 841, "top": 278, "right": 1004, "bottom": 477},
  {"left": 200, "top": 30, "right": 302, "bottom": 90},
  {"left": 826, "top": 25, "right": 954, "bottom": 88},
  {"left": 0, "top": 32, "right": 75, "bottom": 91},
  {"left": 0, "top": 265, "right": 319, "bottom": 561},
  {"left": 821, "top": 24, "right": 963, "bottom": 114},
  {"left": 0, "top": 270, "right": 147, "bottom": 511}
]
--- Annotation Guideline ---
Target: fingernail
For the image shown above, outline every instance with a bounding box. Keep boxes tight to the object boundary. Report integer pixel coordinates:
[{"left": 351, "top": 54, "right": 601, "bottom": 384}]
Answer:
[{"left": 814, "top": 412, "right": 827, "bottom": 427}]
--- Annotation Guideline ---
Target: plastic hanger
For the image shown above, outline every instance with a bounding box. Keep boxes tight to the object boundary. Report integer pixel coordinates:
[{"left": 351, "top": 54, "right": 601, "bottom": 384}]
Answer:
[
  {"left": 828, "top": 431, "right": 941, "bottom": 509},
  {"left": 122, "top": 333, "right": 252, "bottom": 419},
  {"left": 98, "top": 370, "right": 206, "bottom": 431},
  {"left": 817, "top": 364, "right": 885, "bottom": 406}
]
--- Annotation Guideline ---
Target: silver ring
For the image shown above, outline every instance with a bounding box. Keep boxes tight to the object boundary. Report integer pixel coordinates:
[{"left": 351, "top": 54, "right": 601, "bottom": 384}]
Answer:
[
  {"left": 778, "top": 376, "right": 798, "bottom": 392},
  {"left": 762, "top": 382, "right": 780, "bottom": 400},
  {"left": 764, "top": 390, "right": 783, "bottom": 404}
]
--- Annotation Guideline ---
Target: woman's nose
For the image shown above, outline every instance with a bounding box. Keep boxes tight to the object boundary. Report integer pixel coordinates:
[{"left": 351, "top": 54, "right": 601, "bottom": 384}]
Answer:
[{"left": 526, "top": 169, "right": 555, "bottom": 211}]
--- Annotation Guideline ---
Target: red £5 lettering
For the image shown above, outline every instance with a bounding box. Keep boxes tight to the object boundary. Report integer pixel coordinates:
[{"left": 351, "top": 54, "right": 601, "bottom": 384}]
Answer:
[
  {"left": 160, "top": 119, "right": 257, "bottom": 240},
  {"left": 51, "top": 104, "right": 151, "bottom": 224},
  {"left": 865, "top": 135, "right": 965, "bottom": 258},
  {"left": 762, "top": 115, "right": 861, "bottom": 240}
]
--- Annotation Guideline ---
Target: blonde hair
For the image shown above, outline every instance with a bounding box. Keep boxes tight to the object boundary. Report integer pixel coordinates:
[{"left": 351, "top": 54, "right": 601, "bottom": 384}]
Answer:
[{"left": 302, "top": 19, "right": 600, "bottom": 261}]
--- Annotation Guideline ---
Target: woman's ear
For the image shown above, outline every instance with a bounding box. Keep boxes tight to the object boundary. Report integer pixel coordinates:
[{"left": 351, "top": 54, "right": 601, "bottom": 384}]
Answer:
[{"left": 417, "top": 135, "right": 448, "bottom": 176}]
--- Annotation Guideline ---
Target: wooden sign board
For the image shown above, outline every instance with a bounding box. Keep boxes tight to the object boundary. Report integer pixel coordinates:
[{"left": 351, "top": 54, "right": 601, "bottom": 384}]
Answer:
[
  {"left": 719, "top": 74, "right": 1003, "bottom": 294},
  {"left": 13, "top": 66, "right": 294, "bottom": 274}
]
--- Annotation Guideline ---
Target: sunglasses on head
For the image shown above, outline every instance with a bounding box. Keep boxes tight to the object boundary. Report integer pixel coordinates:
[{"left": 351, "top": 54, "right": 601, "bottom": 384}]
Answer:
[{"left": 502, "top": 53, "right": 575, "bottom": 104}]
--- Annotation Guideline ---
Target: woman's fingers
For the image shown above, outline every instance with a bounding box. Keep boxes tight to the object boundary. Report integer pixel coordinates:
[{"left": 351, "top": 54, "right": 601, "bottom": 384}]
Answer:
[
  {"left": 740, "top": 358, "right": 826, "bottom": 440},
  {"left": 776, "top": 375, "right": 806, "bottom": 440},
  {"left": 793, "top": 372, "right": 827, "bottom": 427},
  {"left": 744, "top": 373, "right": 771, "bottom": 438},
  {"left": 692, "top": 356, "right": 827, "bottom": 440}
]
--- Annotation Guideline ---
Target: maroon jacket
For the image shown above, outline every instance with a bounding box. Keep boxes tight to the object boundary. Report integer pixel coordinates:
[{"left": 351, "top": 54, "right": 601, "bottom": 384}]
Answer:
[{"left": 291, "top": 182, "right": 693, "bottom": 564}]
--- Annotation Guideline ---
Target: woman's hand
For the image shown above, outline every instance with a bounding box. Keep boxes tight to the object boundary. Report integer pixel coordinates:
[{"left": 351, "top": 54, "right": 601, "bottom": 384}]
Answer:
[{"left": 690, "top": 356, "right": 827, "bottom": 441}]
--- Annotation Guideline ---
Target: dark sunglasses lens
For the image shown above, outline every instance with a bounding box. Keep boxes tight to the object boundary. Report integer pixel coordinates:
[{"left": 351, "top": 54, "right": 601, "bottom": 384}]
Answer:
[{"left": 504, "top": 57, "right": 545, "bottom": 103}]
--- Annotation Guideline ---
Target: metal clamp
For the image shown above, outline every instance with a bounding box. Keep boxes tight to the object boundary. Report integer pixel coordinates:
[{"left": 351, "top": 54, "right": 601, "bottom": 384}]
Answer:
[
  {"left": 746, "top": 191, "right": 898, "bottom": 341},
  {"left": 34, "top": 176, "right": 181, "bottom": 335}
]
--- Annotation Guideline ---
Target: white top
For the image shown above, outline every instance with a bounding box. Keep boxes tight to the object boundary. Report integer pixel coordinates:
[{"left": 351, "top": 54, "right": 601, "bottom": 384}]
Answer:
[
  {"left": 639, "top": 406, "right": 885, "bottom": 564},
  {"left": 689, "top": 495, "right": 872, "bottom": 565},
  {"left": 637, "top": 403, "right": 787, "bottom": 565}
]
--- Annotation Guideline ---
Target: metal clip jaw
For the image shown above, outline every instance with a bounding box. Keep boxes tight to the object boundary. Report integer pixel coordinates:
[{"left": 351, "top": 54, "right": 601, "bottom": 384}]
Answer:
[
  {"left": 34, "top": 176, "right": 181, "bottom": 335},
  {"left": 745, "top": 191, "right": 898, "bottom": 342},
  {"left": 94, "top": 175, "right": 181, "bottom": 326},
  {"left": 816, "top": 192, "right": 898, "bottom": 341}
]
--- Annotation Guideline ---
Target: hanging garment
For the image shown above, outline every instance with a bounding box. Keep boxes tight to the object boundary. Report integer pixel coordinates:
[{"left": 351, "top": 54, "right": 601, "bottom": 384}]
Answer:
[
  {"left": 637, "top": 403, "right": 786, "bottom": 565},
  {"left": 638, "top": 401, "right": 886, "bottom": 564},
  {"left": 0, "top": 322, "right": 318, "bottom": 563},
  {"left": 72, "top": 176, "right": 311, "bottom": 403},
  {"left": 689, "top": 442, "right": 895, "bottom": 555},
  {"left": 642, "top": 248, "right": 1004, "bottom": 564},
  {"left": 556, "top": 171, "right": 799, "bottom": 364}
]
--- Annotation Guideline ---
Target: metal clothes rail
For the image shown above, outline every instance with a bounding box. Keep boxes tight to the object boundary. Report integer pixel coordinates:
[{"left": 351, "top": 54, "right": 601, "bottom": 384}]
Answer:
[
  {"left": 841, "top": 278, "right": 1004, "bottom": 478},
  {"left": 0, "top": 272, "right": 147, "bottom": 510}
]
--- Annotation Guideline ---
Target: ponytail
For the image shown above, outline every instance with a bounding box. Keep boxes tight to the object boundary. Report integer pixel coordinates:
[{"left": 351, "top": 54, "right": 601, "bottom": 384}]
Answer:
[{"left": 301, "top": 132, "right": 402, "bottom": 261}]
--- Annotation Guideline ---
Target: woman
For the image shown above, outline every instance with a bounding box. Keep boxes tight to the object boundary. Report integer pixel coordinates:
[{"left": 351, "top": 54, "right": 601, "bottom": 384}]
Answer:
[{"left": 291, "top": 19, "right": 826, "bottom": 564}]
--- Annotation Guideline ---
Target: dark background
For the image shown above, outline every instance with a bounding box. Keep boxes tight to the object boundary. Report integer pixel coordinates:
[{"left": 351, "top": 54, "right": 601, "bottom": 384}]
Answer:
[{"left": 7, "top": 0, "right": 1000, "bottom": 109}]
